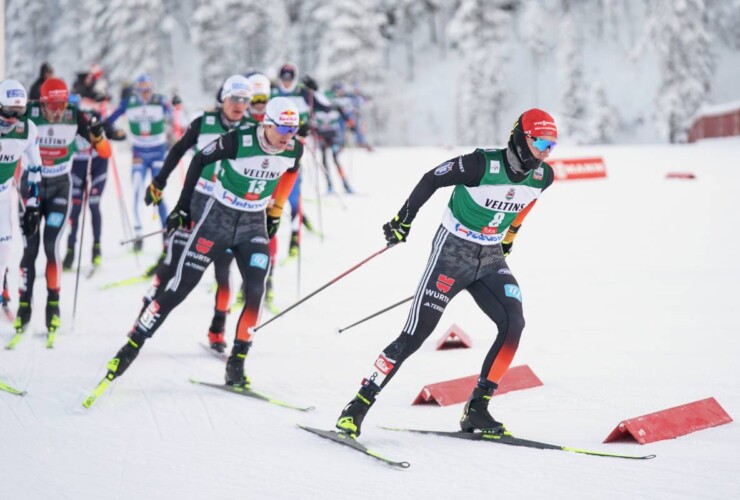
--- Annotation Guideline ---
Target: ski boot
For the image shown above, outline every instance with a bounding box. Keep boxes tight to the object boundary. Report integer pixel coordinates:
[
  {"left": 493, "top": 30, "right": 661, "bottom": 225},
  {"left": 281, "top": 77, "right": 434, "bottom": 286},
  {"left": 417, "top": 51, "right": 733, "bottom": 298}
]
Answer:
[
  {"left": 63, "top": 247, "right": 75, "bottom": 270},
  {"left": 459, "top": 384, "right": 506, "bottom": 434},
  {"left": 207, "top": 311, "right": 227, "bottom": 353},
  {"left": 106, "top": 333, "right": 145, "bottom": 381},
  {"left": 343, "top": 181, "right": 354, "bottom": 194},
  {"left": 225, "top": 340, "right": 252, "bottom": 387},
  {"left": 46, "top": 290, "right": 61, "bottom": 333},
  {"left": 92, "top": 243, "right": 102, "bottom": 267},
  {"left": 336, "top": 381, "right": 380, "bottom": 438},
  {"left": 288, "top": 231, "right": 299, "bottom": 258},
  {"left": 13, "top": 301, "right": 32, "bottom": 333}
]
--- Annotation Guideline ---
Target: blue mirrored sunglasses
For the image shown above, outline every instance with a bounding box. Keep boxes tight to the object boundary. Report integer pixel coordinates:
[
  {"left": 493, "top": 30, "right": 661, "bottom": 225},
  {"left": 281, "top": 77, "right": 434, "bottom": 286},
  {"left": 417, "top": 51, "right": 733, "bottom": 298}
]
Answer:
[
  {"left": 275, "top": 124, "right": 298, "bottom": 135},
  {"left": 526, "top": 133, "right": 557, "bottom": 152}
]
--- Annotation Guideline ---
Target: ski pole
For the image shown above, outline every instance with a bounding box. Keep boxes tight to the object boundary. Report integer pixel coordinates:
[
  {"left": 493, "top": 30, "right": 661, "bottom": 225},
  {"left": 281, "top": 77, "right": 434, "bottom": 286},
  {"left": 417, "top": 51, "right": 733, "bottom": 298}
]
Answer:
[
  {"left": 303, "top": 135, "right": 347, "bottom": 210},
  {"left": 120, "top": 228, "right": 167, "bottom": 246},
  {"left": 72, "top": 155, "right": 93, "bottom": 332},
  {"left": 254, "top": 244, "right": 395, "bottom": 332},
  {"left": 337, "top": 295, "right": 413, "bottom": 334}
]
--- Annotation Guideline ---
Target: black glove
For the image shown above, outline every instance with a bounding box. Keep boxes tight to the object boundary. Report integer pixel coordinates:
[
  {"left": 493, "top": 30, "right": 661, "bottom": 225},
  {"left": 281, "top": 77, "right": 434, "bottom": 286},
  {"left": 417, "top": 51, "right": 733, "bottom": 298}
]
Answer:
[
  {"left": 297, "top": 122, "right": 310, "bottom": 138},
  {"left": 89, "top": 116, "right": 105, "bottom": 141},
  {"left": 267, "top": 214, "right": 281, "bottom": 239},
  {"left": 383, "top": 215, "right": 411, "bottom": 246},
  {"left": 172, "top": 94, "right": 183, "bottom": 106},
  {"left": 302, "top": 75, "right": 318, "bottom": 91},
  {"left": 21, "top": 206, "right": 41, "bottom": 238},
  {"left": 145, "top": 178, "right": 166, "bottom": 206},
  {"left": 502, "top": 241, "right": 513, "bottom": 257},
  {"left": 166, "top": 206, "right": 191, "bottom": 235},
  {"left": 104, "top": 122, "right": 127, "bottom": 141}
]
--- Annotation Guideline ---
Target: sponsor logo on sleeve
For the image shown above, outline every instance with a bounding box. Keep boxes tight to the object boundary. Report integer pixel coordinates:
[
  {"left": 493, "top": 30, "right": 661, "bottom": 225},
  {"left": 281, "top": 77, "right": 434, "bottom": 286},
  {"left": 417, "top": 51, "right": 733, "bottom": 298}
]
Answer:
[
  {"left": 533, "top": 166, "right": 544, "bottom": 180},
  {"left": 205, "top": 116, "right": 215, "bottom": 125},
  {"left": 242, "top": 135, "right": 253, "bottom": 147},
  {"left": 203, "top": 141, "right": 217, "bottom": 155},
  {"left": 490, "top": 160, "right": 500, "bottom": 174},
  {"left": 434, "top": 161, "right": 453, "bottom": 176}
]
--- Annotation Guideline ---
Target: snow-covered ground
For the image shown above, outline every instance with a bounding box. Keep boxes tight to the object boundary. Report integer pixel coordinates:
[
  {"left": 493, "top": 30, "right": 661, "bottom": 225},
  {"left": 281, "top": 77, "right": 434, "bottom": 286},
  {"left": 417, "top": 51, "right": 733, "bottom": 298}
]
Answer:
[{"left": 1, "top": 138, "right": 739, "bottom": 499}]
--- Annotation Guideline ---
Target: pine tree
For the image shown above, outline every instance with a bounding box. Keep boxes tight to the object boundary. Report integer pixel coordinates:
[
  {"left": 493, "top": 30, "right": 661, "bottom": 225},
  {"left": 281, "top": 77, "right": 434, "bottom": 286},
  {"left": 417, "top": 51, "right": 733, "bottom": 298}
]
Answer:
[
  {"left": 588, "top": 83, "right": 617, "bottom": 144},
  {"left": 558, "top": 0, "right": 589, "bottom": 144},
  {"left": 316, "top": 0, "right": 388, "bottom": 141},
  {"left": 651, "top": 0, "right": 713, "bottom": 143},
  {"left": 448, "top": 0, "right": 513, "bottom": 145},
  {"left": 5, "top": 0, "right": 34, "bottom": 87}
]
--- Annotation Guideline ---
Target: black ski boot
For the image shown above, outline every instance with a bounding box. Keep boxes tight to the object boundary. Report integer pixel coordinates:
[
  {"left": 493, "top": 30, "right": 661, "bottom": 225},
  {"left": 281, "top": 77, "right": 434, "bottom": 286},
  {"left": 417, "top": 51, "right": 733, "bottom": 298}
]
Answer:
[
  {"left": 46, "top": 290, "right": 61, "bottom": 333},
  {"left": 207, "top": 311, "right": 227, "bottom": 353},
  {"left": 288, "top": 231, "right": 299, "bottom": 258},
  {"left": 63, "top": 247, "right": 75, "bottom": 270},
  {"left": 336, "top": 381, "right": 380, "bottom": 438},
  {"left": 106, "top": 333, "right": 146, "bottom": 381},
  {"left": 459, "top": 384, "right": 506, "bottom": 434},
  {"left": 13, "top": 300, "right": 32, "bottom": 333},
  {"left": 225, "top": 340, "right": 252, "bottom": 387},
  {"left": 92, "top": 243, "right": 102, "bottom": 267}
]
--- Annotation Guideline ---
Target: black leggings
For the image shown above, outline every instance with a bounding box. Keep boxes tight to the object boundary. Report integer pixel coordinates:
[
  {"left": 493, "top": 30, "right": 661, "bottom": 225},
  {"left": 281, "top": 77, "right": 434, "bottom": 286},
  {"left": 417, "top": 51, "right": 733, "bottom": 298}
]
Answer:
[
  {"left": 366, "top": 226, "right": 525, "bottom": 390},
  {"left": 68, "top": 156, "right": 108, "bottom": 248}
]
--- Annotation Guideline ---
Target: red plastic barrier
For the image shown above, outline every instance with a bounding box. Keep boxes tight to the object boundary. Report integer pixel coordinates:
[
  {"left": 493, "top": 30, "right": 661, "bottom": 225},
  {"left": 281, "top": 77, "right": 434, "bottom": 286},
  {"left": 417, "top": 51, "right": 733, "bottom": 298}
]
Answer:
[
  {"left": 412, "top": 365, "right": 543, "bottom": 406},
  {"left": 550, "top": 157, "right": 607, "bottom": 181},
  {"left": 666, "top": 172, "right": 696, "bottom": 179},
  {"left": 603, "top": 397, "right": 732, "bottom": 445},
  {"left": 435, "top": 324, "right": 472, "bottom": 350}
]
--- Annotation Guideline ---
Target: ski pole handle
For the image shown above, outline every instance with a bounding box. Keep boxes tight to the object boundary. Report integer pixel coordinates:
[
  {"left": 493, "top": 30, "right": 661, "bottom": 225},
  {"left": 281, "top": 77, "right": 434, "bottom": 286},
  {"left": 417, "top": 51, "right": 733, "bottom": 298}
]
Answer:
[
  {"left": 120, "top": 228, "right": 167, "bottom": 246},
  {"left": 254, "top": 245, "right": 394, "bottom": 332},
  {"left": 337, "top": 295, "right": 413, "bottom": 334}
]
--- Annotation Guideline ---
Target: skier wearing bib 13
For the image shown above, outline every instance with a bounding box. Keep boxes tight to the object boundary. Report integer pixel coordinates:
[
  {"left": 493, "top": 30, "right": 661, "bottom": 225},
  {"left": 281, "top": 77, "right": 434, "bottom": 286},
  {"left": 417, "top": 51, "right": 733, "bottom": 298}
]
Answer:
[{"left": 336, "top": 108, "right": 558, "bottom": 438}]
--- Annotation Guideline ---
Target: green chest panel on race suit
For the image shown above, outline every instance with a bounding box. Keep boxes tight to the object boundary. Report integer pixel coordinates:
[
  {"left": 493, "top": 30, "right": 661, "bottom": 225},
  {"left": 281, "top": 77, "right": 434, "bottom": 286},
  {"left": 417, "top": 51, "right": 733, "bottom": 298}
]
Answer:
[
  {"left": 28, "top": 102, "right": 80, "bottom": 178},
  {"left": 194, "top": 111, "right": 254, "bottom": 195},
  {"left": 270, "top": 87, "right": 310, "bottom": 125},
  {"left": 125, "top": 94, "right": 168, "bottom": 147},
  {"left": 443, "top": 148, "right": 550, "bottom": 245},
  {"left": 214, "top": 125, "right": 300, "bottom": 212},
  {"left": 0, "top": 117, "right": 33, "bottom": 185}
]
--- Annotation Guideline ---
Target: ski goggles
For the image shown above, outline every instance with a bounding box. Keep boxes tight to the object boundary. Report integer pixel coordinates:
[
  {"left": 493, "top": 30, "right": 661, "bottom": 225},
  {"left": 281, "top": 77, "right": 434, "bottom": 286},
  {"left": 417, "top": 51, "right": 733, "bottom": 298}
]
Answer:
[
  {"left": 225, "top": 94, "right": 250, "bottom": 104},
  {"left": 251, "top": 95, "right": 268, "bottom": 104},
  {"left": 0, "top": 106, "right": 26, "bottom": 119},
  {"left": 525, "top": 132, "right": 557, "bottom": 152}
]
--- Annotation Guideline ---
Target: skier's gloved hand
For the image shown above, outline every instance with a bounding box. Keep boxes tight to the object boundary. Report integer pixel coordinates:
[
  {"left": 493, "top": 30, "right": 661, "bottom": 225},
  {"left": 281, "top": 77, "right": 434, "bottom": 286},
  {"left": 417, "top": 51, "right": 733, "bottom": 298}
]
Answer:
[
  {"left": 302, "top": 75, "right": 318, "bottom": 91},
  {"left": 21, "top": 206, "right": 41, "bottom": 238},
  {"left": 89, "top": 116, "right": 106, "bottom": 142},
  {"left": 266, "top": 214, "right": 281, "bottom": 239},
  {"left": 297, "top": 123, "right": 310, "bottom": 138},
  {"left": 145, "top": 177, "right": 166, "bottom": 206},
  {"left": 502, "top": 241, "right": 513, "bottom": 257},
  {"left": 166, "top": 205, "right": 191, "bottom": 235},
  {"left": 383, "top": 215, "right": 411, "bottom": 246},
  {"left": 104, "top": 122, "right": 127, "bottom": 141}
]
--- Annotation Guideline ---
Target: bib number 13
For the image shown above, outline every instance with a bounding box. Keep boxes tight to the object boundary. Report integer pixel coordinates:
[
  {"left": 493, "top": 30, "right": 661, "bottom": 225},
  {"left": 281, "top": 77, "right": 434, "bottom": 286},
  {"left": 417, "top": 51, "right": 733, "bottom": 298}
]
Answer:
[{"left": 247, "top": 179, "right": 267, "bottom": 194}]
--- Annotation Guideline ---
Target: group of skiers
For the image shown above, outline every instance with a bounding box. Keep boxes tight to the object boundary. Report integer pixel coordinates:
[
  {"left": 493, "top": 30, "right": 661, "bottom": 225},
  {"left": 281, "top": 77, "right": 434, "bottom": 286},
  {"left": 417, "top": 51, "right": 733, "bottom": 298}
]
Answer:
[{"left": 1, "top": 59, "right": 560, "bottom": 439}]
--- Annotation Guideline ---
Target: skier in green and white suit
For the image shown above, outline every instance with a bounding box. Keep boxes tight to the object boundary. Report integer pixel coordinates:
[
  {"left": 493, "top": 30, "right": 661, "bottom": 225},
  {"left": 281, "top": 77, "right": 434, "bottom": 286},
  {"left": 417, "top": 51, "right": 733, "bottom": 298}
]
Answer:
[{"left": 337, "top": 109, "right": 559, "bottom": 438}]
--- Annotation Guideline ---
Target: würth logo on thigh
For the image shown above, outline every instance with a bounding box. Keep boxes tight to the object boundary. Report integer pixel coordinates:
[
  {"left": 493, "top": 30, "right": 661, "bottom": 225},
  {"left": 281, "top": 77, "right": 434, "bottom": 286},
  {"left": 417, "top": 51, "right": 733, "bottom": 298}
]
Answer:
[
  {"left": 436, "top": 274, "right": 455, "bottom": 293},
  {"left": 195, "top": 237, "right": 213, "bottom": 254}
]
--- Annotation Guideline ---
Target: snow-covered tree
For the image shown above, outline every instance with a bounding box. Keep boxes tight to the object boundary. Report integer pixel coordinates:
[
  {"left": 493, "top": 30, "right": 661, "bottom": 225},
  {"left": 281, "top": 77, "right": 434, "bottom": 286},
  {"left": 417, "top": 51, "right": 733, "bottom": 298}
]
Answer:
[
  {"left": 295, "top": 0, "right": 330, "bottom": 73},
  {"left": 316, "top": 0, "right": 388, "bottom": 141},
  {"left": 650, "top": 0, "right": 713, "bottom": 143},
  {"left": 192, "top": 1, "right": 227, "bottom": 93},
  {"left": 558, "top": 1, "right": 589, "bottom": 143},
  {"left": 448, "top": 0, "right": 513, "bottom": 145},
  {"left": 519, "top": 0, "right": 554, "bottom": 105},
  {"left": 588, "top": 82, "right": 617, "bottom": 144},
  {"left": 5, "top": 0, "right": 35, "bottom": 86},
  {"left": 100, "top": 0, "right": 170, "bottom": 90}
]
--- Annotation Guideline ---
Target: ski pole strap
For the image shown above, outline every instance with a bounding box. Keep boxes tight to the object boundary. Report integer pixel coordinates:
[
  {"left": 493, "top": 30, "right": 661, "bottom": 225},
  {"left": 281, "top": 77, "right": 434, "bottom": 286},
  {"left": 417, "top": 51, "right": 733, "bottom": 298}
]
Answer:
[{"left": 254, "top": 245, "right": 394, "bottom": 332}]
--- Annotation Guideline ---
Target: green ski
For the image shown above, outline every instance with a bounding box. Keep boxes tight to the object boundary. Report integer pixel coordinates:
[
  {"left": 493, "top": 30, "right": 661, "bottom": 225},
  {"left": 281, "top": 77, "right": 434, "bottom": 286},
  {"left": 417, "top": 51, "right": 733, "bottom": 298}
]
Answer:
[
  {"left": 189, "top": 378, "right": 315, "bottom": 412},
  {"left": 0, "top": 380, "right": 26, "bottom": 396}
]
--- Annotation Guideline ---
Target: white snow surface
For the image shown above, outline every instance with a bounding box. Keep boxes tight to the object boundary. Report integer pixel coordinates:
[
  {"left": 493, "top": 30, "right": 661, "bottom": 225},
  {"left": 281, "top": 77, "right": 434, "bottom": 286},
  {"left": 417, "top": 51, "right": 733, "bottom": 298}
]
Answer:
[{"left": 1, "top": 139, "right": 739, "bottom": 499}]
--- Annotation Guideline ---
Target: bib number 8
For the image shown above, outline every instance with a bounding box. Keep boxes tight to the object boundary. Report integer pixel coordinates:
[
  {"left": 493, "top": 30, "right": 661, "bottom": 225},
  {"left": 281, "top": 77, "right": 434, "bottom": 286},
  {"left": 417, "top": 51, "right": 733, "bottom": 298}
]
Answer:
[{"left": 487, "top": 212, "right": 505, "bottom": 228}]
